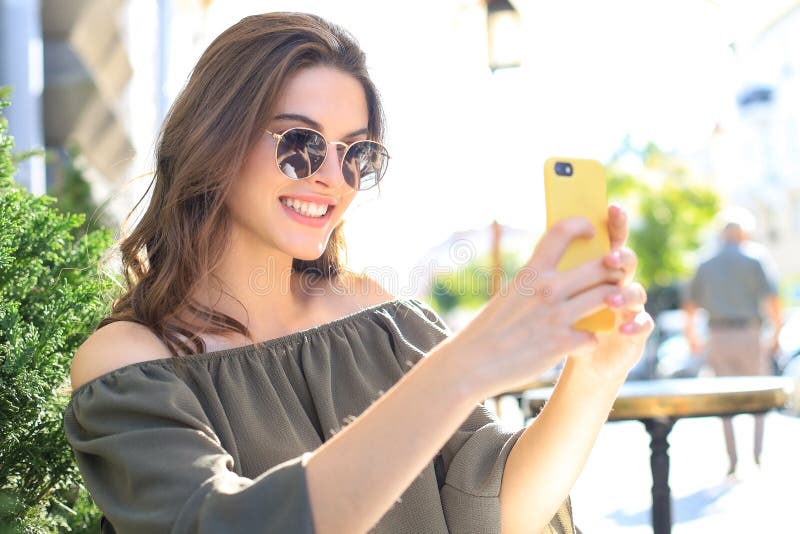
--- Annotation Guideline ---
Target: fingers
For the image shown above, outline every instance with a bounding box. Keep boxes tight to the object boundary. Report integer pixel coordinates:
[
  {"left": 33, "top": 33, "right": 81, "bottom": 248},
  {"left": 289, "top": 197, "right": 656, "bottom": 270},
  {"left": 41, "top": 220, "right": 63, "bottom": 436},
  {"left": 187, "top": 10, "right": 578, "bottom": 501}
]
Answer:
[
  {"left": 529, "top": 217, "right": 595, "bottom": 271},
  {"left": 547, "top": 248, "right": 636, "bottom": 300},
  {"left": 605, "top": 282, "right": 652, "bottom": 337},
  {"left": 602, "top": 247, "right": 637, "bottom": 285},
  {"left": 561, "top": 283, "right": 621, "bottom": 323},
  {"left": 607, "top": 204, "right": 628, "bottom": 250},
  {"left": 605, "top": 282, "right": 647, "bottom": 313},
  {"left": 557, "top": 257, "right": 624, "bottom": 298},
  {"left": 559, "top": 282, "right": 647, "bottom": 333},
  {"left": 618, "top": 311, "right": 654, "bottom": 336},
  {"left": 527, "top": 210, "right": 636, "bottom": 299}
]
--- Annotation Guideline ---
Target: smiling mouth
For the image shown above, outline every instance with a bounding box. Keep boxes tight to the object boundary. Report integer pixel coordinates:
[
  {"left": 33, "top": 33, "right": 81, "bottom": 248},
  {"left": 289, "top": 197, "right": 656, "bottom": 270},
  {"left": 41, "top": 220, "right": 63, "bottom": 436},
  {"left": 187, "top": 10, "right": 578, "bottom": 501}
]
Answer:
[{"left": 279, "top": 197, "right": 333, "bottom": 218}]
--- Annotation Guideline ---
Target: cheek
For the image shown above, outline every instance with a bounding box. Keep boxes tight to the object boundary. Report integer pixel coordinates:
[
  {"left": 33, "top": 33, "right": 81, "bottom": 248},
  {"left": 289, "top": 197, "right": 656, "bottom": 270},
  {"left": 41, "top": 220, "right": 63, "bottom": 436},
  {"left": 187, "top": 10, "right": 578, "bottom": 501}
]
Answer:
[
  {"left": 338, "top": 192, "right": 357, "bottom": 216},
  {"left": 234, "top": 146, "right": 283, "bottom": 199},
  {"left": 225, "top": 160, "right": 283, "bottom": 230}
]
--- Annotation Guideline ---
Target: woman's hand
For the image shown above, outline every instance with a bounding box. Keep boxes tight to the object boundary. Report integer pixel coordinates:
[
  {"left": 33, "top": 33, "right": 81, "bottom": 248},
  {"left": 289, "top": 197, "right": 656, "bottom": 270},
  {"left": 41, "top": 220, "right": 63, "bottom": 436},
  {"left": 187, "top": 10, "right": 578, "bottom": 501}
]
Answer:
[
  {"left": 442, "top": 214, "right": 627, "bottom": 400},
  {"left": 569, "top": 204, "right": 654, "bottom": 382}
]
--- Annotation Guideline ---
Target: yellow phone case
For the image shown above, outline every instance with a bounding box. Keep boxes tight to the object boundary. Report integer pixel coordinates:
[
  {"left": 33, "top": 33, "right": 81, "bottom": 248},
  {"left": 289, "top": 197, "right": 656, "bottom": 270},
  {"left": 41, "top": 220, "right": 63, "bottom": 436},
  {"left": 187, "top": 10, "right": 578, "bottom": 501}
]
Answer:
[{"left": 543, "top": 157, "right": 616, "bottom": 333}]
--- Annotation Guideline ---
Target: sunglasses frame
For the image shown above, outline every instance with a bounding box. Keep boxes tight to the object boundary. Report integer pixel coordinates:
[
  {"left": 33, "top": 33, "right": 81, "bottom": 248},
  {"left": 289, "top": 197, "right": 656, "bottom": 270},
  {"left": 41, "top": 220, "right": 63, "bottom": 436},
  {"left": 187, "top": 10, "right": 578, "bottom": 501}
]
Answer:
[{"left": 263, "top": 126, "right": 391, "bottom": 191}]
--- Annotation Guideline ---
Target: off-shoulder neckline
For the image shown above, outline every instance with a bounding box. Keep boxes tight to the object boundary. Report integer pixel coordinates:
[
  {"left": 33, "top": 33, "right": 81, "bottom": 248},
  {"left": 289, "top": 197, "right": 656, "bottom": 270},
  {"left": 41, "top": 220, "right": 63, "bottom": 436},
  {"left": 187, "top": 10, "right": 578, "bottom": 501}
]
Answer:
[{"left": 68, "top": 297, "right": 422, "bottom": 399}]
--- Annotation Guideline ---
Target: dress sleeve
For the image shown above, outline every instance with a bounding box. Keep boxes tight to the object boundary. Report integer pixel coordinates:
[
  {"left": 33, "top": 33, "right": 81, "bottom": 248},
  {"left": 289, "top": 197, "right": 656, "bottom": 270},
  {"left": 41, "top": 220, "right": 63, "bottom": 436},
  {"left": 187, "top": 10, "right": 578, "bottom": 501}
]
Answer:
[
  {"left": 438, "top": 405, "right": 578, "bottom": 534},
  {"left": 391, "top": 299, "right": 579, "bottom": 533},
  {"left": 438, "top": 402, "right": 525, "bottom": 531},
  {"left": 63, "top": 363, "right": 314, "bottom": 534}
]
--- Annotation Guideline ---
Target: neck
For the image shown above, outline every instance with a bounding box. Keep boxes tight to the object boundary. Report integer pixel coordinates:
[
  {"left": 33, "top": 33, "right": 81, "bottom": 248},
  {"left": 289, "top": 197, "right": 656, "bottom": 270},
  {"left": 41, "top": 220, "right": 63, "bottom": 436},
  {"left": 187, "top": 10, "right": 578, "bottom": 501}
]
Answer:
[{"left": 190, "top": 233, "right": 330, "bottom": 340}]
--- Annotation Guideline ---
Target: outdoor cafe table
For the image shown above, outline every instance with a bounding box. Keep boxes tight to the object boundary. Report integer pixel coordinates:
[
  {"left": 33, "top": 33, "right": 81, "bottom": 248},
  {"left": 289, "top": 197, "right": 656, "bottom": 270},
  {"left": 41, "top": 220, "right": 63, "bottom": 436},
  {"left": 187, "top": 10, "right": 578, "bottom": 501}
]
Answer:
[{"left": 520, "top": 376, "right": 793, "bottom": 534}]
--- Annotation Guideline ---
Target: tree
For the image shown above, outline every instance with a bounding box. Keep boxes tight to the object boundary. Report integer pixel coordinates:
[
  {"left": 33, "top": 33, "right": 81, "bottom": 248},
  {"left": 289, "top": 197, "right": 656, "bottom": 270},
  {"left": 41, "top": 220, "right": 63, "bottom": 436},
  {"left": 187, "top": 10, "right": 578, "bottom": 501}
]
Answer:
[
  {"left": 606, "top": 142, "right": 720, "bottom": 313},
  {"left": 0, "top": 87, "right": 114, "bottom": 532},
  {"left": 428, "top": 250, "right": 524, "bottom": 316}
]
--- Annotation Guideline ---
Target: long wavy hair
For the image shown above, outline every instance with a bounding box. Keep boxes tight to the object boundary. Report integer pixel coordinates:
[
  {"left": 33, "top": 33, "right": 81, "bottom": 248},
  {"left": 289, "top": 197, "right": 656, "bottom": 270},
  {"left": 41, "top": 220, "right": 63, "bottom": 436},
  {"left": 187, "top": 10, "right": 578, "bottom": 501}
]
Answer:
[{"left": 97, "top": 12, "right": 386, "bottom": 356}]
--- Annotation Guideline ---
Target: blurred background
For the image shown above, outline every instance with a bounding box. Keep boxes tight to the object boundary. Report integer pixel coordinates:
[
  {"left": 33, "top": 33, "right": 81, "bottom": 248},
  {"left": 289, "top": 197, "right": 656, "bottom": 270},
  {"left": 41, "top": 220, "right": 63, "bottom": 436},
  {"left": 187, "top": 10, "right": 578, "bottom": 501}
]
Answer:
[
  {"left": 4, "top": 0, "right": 800, "bottom": 318},
  {"left": 2, "top": 0, "right": 800, "bottom": 532}
]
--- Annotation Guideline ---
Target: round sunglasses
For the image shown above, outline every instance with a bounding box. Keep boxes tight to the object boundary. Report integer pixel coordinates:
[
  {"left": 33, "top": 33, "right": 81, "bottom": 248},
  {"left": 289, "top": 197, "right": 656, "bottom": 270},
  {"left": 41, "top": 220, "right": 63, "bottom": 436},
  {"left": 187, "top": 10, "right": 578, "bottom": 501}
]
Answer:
[{"left": 264, "top": 127, "right": 390, "bottom": 191}]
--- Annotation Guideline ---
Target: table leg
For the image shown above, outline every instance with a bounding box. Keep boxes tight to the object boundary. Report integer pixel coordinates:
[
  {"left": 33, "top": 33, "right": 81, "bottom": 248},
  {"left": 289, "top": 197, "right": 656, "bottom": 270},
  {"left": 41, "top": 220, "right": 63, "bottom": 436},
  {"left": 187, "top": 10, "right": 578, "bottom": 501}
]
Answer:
[{"left": 642, "top": 417, "right": 676, "bottom": 534}]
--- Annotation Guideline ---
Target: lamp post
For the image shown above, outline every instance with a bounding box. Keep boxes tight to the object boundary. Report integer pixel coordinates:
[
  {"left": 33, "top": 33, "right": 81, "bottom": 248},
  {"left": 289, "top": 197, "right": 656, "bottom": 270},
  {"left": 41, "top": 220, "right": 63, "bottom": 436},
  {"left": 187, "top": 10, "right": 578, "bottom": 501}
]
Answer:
[
  {"left": 485, "top": 0, "right": 522, "bottom": 301},
  {"left": 486, "top": 0, "right": 522, "bottom": 417},
  {"left": 486, "top": 0, "right": 522, "bottom": 72}
]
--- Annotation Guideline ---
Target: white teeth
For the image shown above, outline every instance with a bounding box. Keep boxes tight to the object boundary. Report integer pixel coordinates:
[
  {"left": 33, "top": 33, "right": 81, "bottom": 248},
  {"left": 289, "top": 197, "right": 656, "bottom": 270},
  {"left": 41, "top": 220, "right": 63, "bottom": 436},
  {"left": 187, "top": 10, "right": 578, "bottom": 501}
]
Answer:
[{"left": 281, "top": 197, "right": 329, "bottom": 217}]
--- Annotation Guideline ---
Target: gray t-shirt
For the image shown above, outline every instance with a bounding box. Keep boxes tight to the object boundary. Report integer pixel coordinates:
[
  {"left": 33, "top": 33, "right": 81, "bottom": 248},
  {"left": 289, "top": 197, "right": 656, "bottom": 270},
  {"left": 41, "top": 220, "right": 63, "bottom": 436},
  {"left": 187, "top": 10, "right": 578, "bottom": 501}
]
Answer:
[
  {"left": 63, "top": 298, "right": 576, "bottom": 533},
  {"left": 685, "top": 242, "right": 778, "bottom": 323}
]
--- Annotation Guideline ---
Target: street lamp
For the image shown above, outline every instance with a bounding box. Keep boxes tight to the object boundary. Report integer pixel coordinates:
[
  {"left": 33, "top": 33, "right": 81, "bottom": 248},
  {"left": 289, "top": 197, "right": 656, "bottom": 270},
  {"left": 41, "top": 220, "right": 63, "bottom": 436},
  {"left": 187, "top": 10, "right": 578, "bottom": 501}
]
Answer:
[
  {"left": 485, "top": 0, "right": 522, "bottom": 307},
  {"left": 486, "top": 0, "right": 522, "bottom": 72}
]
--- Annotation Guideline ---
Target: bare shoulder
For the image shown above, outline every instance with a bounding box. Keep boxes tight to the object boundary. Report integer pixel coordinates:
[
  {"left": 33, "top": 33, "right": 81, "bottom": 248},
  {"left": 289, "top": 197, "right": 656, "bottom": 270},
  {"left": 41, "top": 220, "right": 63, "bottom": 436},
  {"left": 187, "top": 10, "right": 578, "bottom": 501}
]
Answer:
[
  {"left": 70, "top": 321, "right": 173, "bottom": 392},
  {"left": 322, "top": 270, "right": 396, "bottom": 312},
  {"left": 348, "top": 272, "right": 398, "bottom": 309}
]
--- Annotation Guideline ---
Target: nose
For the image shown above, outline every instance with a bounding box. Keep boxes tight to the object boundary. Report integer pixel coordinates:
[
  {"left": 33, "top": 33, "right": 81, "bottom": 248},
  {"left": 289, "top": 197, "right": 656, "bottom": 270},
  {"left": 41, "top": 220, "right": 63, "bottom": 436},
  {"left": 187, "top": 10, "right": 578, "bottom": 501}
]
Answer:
[{"left": 311, "top": 142, "right": 348, "bottom": 189}]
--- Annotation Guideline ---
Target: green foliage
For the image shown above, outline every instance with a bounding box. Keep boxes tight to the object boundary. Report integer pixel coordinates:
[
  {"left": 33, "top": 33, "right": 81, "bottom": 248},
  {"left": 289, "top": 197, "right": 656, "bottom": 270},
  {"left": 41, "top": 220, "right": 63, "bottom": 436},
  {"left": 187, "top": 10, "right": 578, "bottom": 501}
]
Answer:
[
  {"left": 429, "top": 250, "right": 523, "bottom": 315},
  {"left": 46, "top": 145, "right": 113, "bottom": 237},
  {"left": 607, "top": 144, "right": 720, "bottom": 291},
  {"left": 0, "top": 87, "right": 113, "bottom": 531}
]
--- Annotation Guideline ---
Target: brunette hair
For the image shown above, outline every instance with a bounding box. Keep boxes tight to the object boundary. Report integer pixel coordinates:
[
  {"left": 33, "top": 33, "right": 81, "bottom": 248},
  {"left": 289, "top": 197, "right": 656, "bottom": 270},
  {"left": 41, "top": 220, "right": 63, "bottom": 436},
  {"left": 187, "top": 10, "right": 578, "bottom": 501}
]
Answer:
[{"left": 97, "top": 12, "right": 386, "bottom": 356}]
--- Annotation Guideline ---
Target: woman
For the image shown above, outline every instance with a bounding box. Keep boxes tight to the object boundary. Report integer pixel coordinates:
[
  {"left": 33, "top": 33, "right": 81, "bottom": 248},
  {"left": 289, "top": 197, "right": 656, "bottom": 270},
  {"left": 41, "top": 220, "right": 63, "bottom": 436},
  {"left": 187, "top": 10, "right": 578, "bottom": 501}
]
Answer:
[{"left": 64, "top": 12, "right": 652, "bottom": 534}]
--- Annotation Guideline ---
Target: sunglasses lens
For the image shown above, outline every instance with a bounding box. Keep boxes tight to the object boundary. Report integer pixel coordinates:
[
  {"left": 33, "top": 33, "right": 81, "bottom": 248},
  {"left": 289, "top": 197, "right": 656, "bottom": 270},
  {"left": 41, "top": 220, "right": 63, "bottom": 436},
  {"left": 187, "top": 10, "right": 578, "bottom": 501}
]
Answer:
[
  {"left": 343, "top": 141, "right": 390, "bottom": 191},
  {"left": 276, "top": 128, "right": 326, "bottom": 179}
]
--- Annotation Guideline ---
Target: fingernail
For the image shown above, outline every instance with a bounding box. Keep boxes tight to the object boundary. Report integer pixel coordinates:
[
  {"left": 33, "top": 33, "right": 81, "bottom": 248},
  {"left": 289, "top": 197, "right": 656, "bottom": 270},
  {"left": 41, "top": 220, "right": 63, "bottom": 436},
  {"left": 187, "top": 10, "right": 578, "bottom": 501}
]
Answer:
[
  {"left": 608, "top": 293, "right": 625, "bottom": 307},
  {"left": 610, "top": 203, "right": 627, "bottom": 217},
  {"left": 621, "top": 323, "right": 637, "bottom": 334},
  {"left": 608, "top": 250, "right": 622, "bottom": 265}
]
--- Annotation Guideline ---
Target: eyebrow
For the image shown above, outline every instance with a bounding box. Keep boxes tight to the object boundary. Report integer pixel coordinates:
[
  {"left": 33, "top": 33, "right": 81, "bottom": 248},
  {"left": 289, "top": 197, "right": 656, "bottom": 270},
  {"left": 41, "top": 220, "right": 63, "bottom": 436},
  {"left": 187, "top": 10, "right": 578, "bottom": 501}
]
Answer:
[{"left": 272, "top": 113, "right": 369, "bottom": 138}]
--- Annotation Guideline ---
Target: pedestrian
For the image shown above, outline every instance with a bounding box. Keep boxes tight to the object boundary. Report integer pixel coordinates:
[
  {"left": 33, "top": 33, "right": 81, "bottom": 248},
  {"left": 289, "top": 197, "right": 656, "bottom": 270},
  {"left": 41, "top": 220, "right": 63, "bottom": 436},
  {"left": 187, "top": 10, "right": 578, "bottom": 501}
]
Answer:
[
  {"left": 63, "top": 12, "right": 653, "bottom": 533},
  {"left": 683, "top": 205, "right": 783, "bottom": 476}
]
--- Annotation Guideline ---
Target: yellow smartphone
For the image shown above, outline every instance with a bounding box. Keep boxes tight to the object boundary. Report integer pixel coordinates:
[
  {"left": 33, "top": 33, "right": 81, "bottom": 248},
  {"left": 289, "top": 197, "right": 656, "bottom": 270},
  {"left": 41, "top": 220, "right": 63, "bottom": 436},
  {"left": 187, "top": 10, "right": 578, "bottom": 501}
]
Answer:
[{"left": 543, "top": 157, "right": 615, "bottom": 333}]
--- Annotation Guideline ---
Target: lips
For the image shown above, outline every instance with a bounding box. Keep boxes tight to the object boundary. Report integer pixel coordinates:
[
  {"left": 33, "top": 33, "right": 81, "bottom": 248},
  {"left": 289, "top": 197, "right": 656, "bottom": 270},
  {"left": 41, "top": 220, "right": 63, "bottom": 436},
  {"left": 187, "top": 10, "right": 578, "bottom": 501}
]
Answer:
[{"left": 279, "top": 197, "right": 335, "bottom": 228}]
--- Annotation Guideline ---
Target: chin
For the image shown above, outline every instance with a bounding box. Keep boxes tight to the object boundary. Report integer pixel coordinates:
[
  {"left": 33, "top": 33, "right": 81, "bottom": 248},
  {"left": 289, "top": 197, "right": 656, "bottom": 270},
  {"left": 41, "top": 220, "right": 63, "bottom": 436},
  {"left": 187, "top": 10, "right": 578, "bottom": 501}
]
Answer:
[
  {"left": 272, "top": 223, "right": 336, "bottom": 263},
  {"left": 283, "top": 240, "right": 329, "bottom": 263}
]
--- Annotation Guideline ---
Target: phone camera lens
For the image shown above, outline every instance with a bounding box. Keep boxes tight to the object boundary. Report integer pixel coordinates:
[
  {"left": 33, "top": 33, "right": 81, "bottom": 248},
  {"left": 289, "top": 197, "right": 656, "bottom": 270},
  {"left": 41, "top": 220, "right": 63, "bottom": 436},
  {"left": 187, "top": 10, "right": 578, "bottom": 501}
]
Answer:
[{"left": 555, "top": 162, "right": 573, "bottom": 176}]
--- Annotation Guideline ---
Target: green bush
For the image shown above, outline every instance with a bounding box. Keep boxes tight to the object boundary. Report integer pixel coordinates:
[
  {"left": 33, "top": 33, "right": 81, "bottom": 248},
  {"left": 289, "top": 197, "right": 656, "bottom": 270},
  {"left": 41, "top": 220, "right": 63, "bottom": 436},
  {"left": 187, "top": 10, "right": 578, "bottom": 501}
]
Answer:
[{"left": 0, "top": 87, "right": 115, "bottom": 531}]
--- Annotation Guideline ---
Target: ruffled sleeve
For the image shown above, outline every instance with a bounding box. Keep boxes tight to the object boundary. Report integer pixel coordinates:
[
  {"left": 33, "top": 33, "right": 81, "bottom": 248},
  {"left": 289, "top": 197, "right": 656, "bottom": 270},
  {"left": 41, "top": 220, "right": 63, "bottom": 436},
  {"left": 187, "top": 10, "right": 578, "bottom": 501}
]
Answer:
[
  {"left": 438, "top": 406, "right": 578, "bottom": 534},
  {"left": 389, "top": 299, "right": 578, "bottom": 533},
  {"left": 438, "top": 403, "right": 526, "bottom": 532},
  {"left": 383, "top": 300, "right": 521, "bottom": 529},
  {"left": 63, "top": 363, "right": 314, "bottom": 534}
]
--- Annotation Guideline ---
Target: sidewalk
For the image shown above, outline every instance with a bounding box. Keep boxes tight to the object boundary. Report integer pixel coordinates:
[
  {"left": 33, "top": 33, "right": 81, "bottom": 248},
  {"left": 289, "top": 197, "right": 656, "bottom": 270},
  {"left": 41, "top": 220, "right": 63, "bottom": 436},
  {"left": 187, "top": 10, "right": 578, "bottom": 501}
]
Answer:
[{"left": 492, "top": 398, "right": 800, "bottom": 532}]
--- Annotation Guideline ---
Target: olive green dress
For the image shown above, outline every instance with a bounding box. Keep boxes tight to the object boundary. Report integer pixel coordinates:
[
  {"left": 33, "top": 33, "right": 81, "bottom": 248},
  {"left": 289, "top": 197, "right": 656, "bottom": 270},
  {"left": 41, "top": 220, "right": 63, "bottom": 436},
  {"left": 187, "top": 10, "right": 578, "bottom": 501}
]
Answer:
[{"left": 63, "top": 298, "right": 577, "bottom": 533}]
